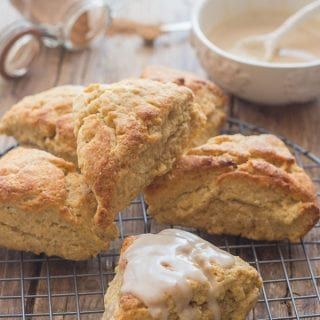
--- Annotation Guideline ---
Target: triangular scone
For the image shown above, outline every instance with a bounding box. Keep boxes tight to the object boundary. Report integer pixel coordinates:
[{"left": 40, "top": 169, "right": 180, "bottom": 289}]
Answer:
[
  {"left": 73, "top": 79, "right": 204, "bottom": 227},
  {"left": 0, "top": 85, "right": 83, "bottom": 164},
  {"left": 103, "top": 230, "right": 262, "bottom": 319},
  {"left": 141, "top": 65, "right": 228, "bottom": 146},
  {"left": 0, "top": 147, "right": 117, "bottom": 260},
  {"left": 145, "top": 134, "right": 320, "bottom": 242}
]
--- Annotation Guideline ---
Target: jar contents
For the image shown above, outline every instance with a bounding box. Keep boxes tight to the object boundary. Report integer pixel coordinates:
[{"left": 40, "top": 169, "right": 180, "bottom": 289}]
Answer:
[
  {"left": 208, "top": 10, "right": 320, "bottom": 64},
  {"left": 121, "top": 229, "right": 235, "bottom": 320}
]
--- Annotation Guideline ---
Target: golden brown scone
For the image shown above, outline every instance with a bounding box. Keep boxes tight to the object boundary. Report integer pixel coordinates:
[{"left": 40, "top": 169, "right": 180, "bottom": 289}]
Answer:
[
  {"left": 0, "top": 85, "right": 83, "bottom": 163},
  {"left": 103, "top": 230, "right": 262, "bottom": 320},
  {"left": 73, "top": 79, "right": 204, "bottom": 229},
  {"left": 145, "top": 134, "right": 320, "bottom": 242},
  {"left": 0, "top": 147, "right": 117, "bottom": 260},
  {"left": 141, "top": 65, "right": 228, "bottom": 146}
]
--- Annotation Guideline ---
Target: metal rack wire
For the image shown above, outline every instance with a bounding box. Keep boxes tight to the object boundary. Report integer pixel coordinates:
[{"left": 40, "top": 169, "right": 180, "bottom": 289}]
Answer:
[{"left": 0, "top": 118, "right": 319, "bottom": 319}]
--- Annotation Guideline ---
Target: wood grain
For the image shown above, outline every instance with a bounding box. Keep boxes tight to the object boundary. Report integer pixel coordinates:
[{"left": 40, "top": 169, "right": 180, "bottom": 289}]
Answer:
[{"left": 0, "top": 0, "right": 319, "bottom": 319}]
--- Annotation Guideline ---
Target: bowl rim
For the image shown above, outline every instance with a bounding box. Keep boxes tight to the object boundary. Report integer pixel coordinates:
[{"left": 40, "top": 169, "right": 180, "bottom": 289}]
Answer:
[{"left": 192, "top": 0, "right": 320, "bottom": 69}]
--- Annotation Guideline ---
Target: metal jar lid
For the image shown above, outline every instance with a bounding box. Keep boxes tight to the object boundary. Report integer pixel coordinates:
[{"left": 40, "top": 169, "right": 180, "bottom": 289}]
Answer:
[{"left": 0, "top": 19, "right": 42, "bottom": 79}]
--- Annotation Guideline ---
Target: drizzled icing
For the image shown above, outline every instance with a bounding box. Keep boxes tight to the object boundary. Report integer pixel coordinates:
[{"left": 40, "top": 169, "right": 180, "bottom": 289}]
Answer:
[{"left": 120, "top": 229, "right": 235, "bottom": 320}]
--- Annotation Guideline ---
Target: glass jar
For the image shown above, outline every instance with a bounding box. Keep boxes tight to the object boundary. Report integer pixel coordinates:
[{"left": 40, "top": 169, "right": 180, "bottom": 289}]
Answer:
[
  {"left": 0, "top": 0, "right": 111, "bottom": 78},
  {"left": 10, "top": 0, "right": 111, "bottom": 50}
]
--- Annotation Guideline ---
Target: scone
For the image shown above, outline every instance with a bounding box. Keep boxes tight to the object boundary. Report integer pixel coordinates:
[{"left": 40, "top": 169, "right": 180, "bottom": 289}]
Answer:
[
  {"left": 73, "top": 79, "right": 204, "bottom": 228},
  {"left": 0, "top": 85, "right": 83, "bottom": 163},
  {"left": 103, "top": 229, "right": 262, "bottom": 320},
  {"left": 0, "top": 147, "right": 117, "bottom": 260},
  {"left": 145, "top": 134, "right": 320, "bottom": 242},
  {"left": 141, "top": 65, "right": 228, "bottom": 146}
]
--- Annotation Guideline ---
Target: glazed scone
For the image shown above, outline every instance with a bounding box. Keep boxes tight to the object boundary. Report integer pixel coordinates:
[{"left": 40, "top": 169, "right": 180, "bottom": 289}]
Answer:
[
  {"left": 73, "top": 79, "right": 204, "bottom": 228},
  {"left": 0, "top": 85, "right": 83, "bottom": 163},
  {"left": 141, "top": 65, "right": 228, "bottom": 146},
  {"left": 103, "top": 229, "right": 262, "bottom": 320},
  {"left": 145, "top": 134, "right": 320, "bottom": 242},
  {"left": 0, "top": 147, "right": 117, "bottom": 260}
]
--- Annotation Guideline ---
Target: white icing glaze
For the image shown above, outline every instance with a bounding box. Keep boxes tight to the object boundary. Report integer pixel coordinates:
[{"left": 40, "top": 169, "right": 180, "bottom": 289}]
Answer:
[
  {"left": 120, "top": 229, "right": 235, "bottom": 320},
  {"left": 208, "top": 10, "right": 320, "bottom": 64}
]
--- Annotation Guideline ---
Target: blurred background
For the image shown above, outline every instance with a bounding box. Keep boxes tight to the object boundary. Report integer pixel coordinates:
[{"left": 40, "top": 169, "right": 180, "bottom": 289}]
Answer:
[{"left": 0, "top": 0, "right": 319, "bottom": 156}]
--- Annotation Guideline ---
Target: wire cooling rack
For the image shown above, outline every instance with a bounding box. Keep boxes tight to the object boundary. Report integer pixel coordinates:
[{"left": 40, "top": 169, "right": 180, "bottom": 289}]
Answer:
[{"left": 0, "top": 118, "right": 319, "bottom": 319}]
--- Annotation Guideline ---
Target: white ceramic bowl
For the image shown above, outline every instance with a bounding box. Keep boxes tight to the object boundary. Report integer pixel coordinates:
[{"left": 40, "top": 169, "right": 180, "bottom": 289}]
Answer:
[{"left": 191, "top": 0, "right": 320, "bottom": 105}]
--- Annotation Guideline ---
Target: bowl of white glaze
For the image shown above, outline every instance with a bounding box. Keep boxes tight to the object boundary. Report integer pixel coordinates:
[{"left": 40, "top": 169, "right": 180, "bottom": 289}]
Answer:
[{"left": 191, "top": 0, "right": 320, "bottom": 105}]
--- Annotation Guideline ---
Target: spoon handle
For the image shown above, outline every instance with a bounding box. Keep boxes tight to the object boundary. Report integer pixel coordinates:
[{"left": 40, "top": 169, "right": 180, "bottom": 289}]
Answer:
[
  {"left": 107, "top": 19, "right": 190, "bottom": 42},
  {"left": 160, "top": 21, "right": 191, "bottom": 33},
  {"left": 272, "top": 0, "right": 320, "bottom": 41}
]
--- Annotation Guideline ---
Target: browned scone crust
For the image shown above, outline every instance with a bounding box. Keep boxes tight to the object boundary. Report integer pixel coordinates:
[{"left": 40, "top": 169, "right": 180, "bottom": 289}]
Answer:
[
  {"left": 141, "top": 65, "right": 228, "bottom": 146},
  {"left": 0, "top": 147, "right": 117, "bottom": 260},
  {"left": 103, "top": 236, "right": 262, "bottom": 320},
  {"left": 0, "top": 85, "right": 83, "bottom": 163},
  {"left": 145, "top": 134, "right": 320, "bottom": 242},
  {"left": 73, "top": 79, "right": 204, "bottom": 229}
]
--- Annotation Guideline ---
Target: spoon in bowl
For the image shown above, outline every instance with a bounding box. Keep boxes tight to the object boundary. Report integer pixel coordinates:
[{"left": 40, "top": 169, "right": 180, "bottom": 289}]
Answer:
[{"left": 234, "top": 0, "right": 320, "bottom": 62}]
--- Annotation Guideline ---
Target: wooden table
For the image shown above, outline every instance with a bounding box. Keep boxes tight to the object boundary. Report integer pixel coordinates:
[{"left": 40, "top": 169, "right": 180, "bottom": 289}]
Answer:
[
  {"left": 0, "top": 1, "right": 319, "bottom": 319},
  {"left": 1, "top": 0, "right": 319, "bottom": 156}
]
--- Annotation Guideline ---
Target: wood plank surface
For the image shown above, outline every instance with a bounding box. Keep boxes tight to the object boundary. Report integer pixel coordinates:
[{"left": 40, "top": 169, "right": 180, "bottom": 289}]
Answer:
[{"left": 0, "top": 0, "right": 319, "bottom": 319}]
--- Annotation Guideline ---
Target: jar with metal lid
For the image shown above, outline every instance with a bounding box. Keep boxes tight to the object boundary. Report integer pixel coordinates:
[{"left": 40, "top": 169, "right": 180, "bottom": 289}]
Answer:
[
  {"left": 10, "top": 0, "right": 112, "bottom": 50},
  {"left": 0, "top": 0, "right": 112, "bottom": 78}
]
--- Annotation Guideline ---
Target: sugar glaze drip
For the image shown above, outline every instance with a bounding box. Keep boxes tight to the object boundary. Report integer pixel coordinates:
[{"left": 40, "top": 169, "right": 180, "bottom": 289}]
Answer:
[{"left": 121, "top": 229, "right": 235, "bottom": 320}]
